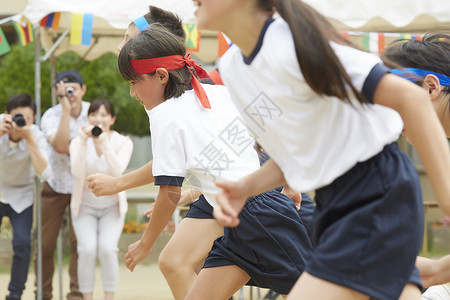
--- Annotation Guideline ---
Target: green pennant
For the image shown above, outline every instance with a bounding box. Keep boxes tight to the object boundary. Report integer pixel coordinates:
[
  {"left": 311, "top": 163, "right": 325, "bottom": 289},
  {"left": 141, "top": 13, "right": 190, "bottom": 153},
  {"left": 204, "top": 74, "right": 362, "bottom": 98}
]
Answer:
[
  {"left": 362, "top": 32, "right": 370, "bottom": 51},
  {"left": 0, "top": 27, "right": 11, "bottom": 56}
]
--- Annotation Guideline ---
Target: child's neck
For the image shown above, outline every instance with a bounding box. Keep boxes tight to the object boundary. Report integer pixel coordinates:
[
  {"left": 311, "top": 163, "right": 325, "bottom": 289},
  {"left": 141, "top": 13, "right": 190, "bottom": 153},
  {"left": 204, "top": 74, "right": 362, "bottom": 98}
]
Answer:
[{"left": 224, "top": 12, "right": 268, "bottom": 57}]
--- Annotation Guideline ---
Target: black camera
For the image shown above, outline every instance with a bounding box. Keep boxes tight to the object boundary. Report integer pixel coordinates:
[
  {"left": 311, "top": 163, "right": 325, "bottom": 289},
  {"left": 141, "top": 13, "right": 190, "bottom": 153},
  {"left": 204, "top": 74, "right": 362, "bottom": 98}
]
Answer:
[
  {"left": 66, "top": 87, "right": 75, "bottom": 97},
  {"left": 91, "top": 126, "right": 102, "bottom": 137},
  {"left": 12, "top": 113, "right": 26, "bottom": 127}
]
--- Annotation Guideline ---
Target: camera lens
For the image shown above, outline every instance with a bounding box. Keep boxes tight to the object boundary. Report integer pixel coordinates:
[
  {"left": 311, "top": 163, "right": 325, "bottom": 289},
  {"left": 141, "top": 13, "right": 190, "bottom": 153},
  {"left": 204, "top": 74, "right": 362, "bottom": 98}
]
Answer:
[
  {"left": 66, "top": 87, "right": 74, "bottom": 96},
  {"left": 12, "top": 113, "right": 26, "bottom": 128},
  {"left": 91, "top": 126, "right": 102, "bottom": 137}
]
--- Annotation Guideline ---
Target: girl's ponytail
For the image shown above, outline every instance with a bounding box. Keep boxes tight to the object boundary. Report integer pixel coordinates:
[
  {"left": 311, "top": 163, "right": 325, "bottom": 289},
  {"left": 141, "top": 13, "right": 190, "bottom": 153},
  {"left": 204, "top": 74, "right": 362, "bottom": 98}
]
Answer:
[{"left": 272, "top": 0, "right": 367, "bottom": 104}]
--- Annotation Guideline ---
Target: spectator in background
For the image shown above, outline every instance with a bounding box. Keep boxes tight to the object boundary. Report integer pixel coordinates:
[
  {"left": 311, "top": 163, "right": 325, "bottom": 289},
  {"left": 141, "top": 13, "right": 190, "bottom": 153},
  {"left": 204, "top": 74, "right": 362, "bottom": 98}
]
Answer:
[
  {"left": 0, "top": 94, "right": 51, "bottom": 300},
  {"left": 34, "top": 70, "right": 90, "bottom": 300},
  {"left": 70, "top": 99, "right": 133, "bottom": 300}
]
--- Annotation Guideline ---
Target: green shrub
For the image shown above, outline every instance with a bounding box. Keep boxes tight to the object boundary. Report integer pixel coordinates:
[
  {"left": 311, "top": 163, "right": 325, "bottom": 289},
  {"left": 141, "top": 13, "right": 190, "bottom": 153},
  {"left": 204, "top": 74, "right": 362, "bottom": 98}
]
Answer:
[{"left": 0, "top": 43, "right": 149, "bottom": 136}]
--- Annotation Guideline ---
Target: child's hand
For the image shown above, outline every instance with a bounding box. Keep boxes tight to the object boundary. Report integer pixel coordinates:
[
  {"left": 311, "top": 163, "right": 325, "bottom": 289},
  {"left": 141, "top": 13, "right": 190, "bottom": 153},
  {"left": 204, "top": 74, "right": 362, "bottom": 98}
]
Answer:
[
  {"left": 87, "top": 173, "right": 119, "bottom": 196},
  {"left": 281, "top": 184, "right": 302, "bottom": 210},
  {"left": 125, "top": 239, "right": 151, "bottom": 272},
  {"left": 213, "top": 180, "right": 249, "bottom": 227}
]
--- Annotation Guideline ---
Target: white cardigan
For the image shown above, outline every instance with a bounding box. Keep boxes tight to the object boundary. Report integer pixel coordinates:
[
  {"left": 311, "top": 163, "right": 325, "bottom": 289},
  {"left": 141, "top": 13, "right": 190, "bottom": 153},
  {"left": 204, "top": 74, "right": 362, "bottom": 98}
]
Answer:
[{"left": 70, "top": 130, "right": 133, "bottom": 218}]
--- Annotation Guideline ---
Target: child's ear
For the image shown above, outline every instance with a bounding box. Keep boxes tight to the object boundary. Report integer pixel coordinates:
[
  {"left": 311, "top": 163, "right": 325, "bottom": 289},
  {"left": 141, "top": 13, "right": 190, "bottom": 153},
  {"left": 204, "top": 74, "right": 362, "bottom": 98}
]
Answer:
[
  {"left": 423, "top": 74, "right": 442, "bottom": 101},
  {"left": 155, "top": 68, "right": 169, "bottom": 84}
]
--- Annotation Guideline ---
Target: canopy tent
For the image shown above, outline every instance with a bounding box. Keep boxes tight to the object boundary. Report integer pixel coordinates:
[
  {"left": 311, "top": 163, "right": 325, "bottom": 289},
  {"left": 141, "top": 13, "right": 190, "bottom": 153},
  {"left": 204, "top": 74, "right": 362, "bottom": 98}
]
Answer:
[
  {"left": 21, "top": 0, "right": 197, "bottom": 61},
  {"left": 304, "top": 0, "right": 450, "bottom": 33},
  {"left": 3, "top": 1, "right": 449, "bottom": 299},
  {"left": 18, "top": 0, "right": 450, "bottom": 63}
]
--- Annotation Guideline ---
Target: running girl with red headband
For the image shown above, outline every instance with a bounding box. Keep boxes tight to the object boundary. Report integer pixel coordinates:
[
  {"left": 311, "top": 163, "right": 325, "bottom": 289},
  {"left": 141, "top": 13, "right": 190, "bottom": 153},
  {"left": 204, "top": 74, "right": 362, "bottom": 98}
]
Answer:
[
  {"left": 117, "top": 25, "right": 314, "bottom": 299},
  {"left": 190, "top": 1, "right": 450, "bottom": 300}
]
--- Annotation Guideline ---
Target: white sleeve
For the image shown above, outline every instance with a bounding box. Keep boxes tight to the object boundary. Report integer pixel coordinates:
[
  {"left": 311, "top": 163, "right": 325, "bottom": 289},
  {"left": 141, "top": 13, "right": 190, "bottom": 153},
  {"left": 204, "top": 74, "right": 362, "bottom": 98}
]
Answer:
[
  {"left": 69, "top": 135, "right": 87, "bottom": 179},
  {"left": 40, "top": 107, "right": 59, "bottom": 139},
  {"left": 97, "top": 133, "right": 134, "bottom": 177},
  {"left": 330, "top": 42, "right": 382, "bottom": 92},
  {"left": 151, "top": 118, "right": 187, "bottom": 185},
  {"left": 33, "top": 126, "right": 53, "bottom": 181}
]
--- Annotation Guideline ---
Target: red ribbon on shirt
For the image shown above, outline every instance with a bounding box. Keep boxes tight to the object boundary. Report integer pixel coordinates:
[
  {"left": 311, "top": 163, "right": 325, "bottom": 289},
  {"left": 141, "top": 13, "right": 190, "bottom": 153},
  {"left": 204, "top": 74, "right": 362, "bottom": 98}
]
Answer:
[{"left": 130, "top": 54, "right": 211, "bottom": 109}]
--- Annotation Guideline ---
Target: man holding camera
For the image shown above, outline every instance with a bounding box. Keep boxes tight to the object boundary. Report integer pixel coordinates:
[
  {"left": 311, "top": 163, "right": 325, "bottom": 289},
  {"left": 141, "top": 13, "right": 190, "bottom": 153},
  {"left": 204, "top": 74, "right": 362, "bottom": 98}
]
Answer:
[
  {"left": 34, "top": 70, "right": 90, "bottom": 300},
  {"left": 0, "top": 94, "right": 51, "bottom": 300}
]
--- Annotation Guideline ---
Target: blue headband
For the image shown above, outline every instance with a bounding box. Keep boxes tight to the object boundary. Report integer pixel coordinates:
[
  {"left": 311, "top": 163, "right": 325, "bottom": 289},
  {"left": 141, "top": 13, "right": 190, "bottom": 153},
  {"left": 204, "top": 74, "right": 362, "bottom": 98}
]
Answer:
[
  {"left": 391, "top": 68, "right": 450, "bottom": 87},
  {"left": 133, "top": 16, "right": 150, "bottom": 32}
]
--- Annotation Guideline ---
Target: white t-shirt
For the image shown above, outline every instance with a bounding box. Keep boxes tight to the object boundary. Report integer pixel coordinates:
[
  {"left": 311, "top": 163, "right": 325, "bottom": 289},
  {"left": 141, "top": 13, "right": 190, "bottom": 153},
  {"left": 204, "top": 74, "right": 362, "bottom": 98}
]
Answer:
[
  {"left": 41, "top": 101, "right": 90, "bottom": 194},
  {"left": 219, "top": 18, "right": 403, "bottom": 192},
  {"left": 149, "top": 84, "right": 260, "bottom": 207},
  {"left": 0, "top": 117, "right": 52, "bottom": 213},
  {"left": 82, "top": 132, "right": 124, "bottom": 208}
]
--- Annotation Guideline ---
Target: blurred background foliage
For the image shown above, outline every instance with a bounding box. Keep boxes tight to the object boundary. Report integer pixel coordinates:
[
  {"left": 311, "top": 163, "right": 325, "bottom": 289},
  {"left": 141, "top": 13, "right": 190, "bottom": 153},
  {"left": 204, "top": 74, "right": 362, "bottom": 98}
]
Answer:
[{"left": 0, "top": 43, "right": 149, "bottom": 136}]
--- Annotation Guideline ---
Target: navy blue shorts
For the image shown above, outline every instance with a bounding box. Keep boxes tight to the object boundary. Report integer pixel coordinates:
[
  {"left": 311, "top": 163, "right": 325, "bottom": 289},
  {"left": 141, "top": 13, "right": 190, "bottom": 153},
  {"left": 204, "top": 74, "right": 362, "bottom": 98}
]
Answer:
[
  {"left": 204, "top": 188, "right": 313, "bottom": 295},
  {"left": 184, "top": 195, "right": 214, "bottom": 219},
  {"left": 307, "top": 143, "right": 424, "bottom": 299},
  {"left": 298, "top": 192, "right": 314, "bottom": 242}
]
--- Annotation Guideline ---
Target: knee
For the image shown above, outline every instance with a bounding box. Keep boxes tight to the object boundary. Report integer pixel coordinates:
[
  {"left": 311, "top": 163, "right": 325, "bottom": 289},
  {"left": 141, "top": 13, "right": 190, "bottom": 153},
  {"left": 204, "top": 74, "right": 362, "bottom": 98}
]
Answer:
[
  {"left": 158, "top": 247, "right": 184, "bottom": 275},
  {"left": 13, "top": 240, "right": 31, "bottom": 260},
  {"left": 12, "top": 236, "right": 31, "bottom": 256},
  {"left": 98, "top": 244, "right": 117, "bottom": 259},
  {"left": 77, "top": 244, "right": 97, "bottom": 260}
]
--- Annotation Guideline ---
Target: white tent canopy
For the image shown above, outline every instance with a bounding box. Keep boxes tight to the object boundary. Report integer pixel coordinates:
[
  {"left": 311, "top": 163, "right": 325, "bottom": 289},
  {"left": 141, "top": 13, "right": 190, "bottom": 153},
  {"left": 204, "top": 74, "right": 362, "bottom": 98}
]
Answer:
[
  {"left": 21, "top": 0, "right": 197, "bottom": 61},
  {"left": 304, "top": 0, "right": 450, "bottom": 33},
  {"left": 18, "top": 0, "right": 450, "bottom": 61}
]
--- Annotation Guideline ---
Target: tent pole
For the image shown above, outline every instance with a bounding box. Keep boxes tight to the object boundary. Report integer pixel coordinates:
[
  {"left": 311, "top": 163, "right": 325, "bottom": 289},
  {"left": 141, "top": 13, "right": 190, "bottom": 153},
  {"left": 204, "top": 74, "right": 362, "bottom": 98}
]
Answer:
[
  {"left": 50, "top": 56, "right": 56, "bottom": 106},
  {"left": 41, "top": 28, "right": 70, "bottom": 62},
  {"left": 34, "top": 25, "right": 43, "bottom": 300}
]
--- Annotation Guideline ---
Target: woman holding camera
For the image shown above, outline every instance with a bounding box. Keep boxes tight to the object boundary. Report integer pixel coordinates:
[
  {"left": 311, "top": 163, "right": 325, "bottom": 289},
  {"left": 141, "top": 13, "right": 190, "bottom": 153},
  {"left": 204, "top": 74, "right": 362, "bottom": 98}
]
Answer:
[{"left": 69, "top": 98, "right": 133, "bottom": 300}]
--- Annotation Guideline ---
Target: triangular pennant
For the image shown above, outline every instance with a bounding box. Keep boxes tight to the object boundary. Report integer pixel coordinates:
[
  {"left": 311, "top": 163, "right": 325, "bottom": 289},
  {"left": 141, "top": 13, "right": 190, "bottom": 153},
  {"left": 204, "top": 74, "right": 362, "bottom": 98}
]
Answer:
[
  {"left": 0, "top": 27, "right": 11, "bottom": 56},
  {"left": 362, "top": 32, "right": 370, "bottom": 51},
  {"left": 340, "top": 31, "right": 350, "bottom": 42},
  {"left": 183, "top": 23, "right": 200, "bottom": 51},
  {"left": 40, "top": 12, "right": 61, "bottom": 29},
  {"left": 12, "top": 16, "right": 34, "bottom": 46},
  {"left": 217, "top": 32, "right": 231, "bottom": 57},
  {"left": 377, "top": 33, "right": 385, "bottom": 55}
]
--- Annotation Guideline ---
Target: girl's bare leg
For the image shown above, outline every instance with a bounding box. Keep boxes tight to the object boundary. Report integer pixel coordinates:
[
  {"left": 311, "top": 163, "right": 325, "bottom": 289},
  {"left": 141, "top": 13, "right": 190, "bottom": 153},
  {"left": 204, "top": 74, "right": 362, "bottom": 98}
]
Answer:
[
  {"left": 398, "top": 283, "right": 421, "bottom": 300},
  {"left": 185, "top": 265, "right": 250, "bottom": 300},
  {"left": 158, "top": 218, "right": 223, "bottom": 300},
  {"left": 287, "top": 272, "right": 370, "bottom": 300}
]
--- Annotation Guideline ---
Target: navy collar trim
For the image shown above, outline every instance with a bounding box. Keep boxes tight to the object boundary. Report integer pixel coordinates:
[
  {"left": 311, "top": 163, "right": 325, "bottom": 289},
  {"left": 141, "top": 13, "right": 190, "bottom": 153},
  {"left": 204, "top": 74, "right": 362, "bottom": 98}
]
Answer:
[{"left": 243, "top": 18, "right": 275, "bottom": 65}]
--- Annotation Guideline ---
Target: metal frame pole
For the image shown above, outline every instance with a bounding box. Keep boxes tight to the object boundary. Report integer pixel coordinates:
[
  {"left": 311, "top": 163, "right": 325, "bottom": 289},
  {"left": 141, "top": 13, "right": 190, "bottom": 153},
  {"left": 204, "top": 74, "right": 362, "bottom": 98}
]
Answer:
[{"left": 34, "top": 25, "right": 43, "bottom": 300}]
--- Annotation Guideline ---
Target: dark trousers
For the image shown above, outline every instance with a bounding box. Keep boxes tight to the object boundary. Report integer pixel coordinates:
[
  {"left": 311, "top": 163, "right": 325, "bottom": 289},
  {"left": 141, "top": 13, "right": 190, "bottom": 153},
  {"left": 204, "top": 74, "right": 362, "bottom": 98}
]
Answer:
[
  {"left": 0, "top": 203, "right": 33, "bottom": 299},
  {"left": 33, "top": 182, "right": 82, "bottom": 300}
]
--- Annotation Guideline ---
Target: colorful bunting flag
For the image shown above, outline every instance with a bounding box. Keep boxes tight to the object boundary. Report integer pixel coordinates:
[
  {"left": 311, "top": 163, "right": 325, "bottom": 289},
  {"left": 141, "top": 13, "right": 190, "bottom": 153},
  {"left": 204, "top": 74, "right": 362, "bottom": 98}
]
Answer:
[
  {"left": 362, "top": 32, "right": 370, "bottom": 51},
  {"left": 217, "top": 32, "right": 231, "bottom": 57},
  {"left": 339, "top": 31, "right": 350, "bottom": 41},
  {"left": 12, "top": 17, "right": 34, "bottom": 46},
  {"left": 0, "top": 27, "right": 11, "bottom": 56},
  {"left": 40, "top": 12, "right": 61, "bottom": 29},
  {"left": 183, "top": 23, "right": 200, "bottom": 51},
  {"left": 70, "top": 13, "right": 94, "bottom": 46},
  {"left": 377, "top": 33, "right": 385, "bottom": 55}
]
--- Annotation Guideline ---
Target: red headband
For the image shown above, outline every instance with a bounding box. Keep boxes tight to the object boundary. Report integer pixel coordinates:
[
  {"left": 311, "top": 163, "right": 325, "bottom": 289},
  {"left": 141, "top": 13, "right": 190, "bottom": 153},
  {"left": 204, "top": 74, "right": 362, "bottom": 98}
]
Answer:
[{"left": 130, "top": 54, "right": 211, "bottom": 109}]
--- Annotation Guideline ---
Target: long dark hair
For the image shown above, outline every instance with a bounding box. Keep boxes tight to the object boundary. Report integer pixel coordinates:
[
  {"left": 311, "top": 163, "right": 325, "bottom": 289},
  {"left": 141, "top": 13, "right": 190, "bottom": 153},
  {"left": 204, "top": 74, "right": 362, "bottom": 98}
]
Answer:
[
  {"left": 118, "top": 25, "right": 192, "bottom": 100},
  {"left": 259, "top": 0, "right": 367, "bottom": 104},
  {"left": 382, "top": 32, "right": 450, "bottom": 95}
]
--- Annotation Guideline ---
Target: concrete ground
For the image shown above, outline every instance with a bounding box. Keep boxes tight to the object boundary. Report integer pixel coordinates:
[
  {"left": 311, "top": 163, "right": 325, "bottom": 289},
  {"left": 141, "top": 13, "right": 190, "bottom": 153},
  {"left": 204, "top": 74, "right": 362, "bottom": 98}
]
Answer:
[{"left": 0, "top": 263, "right": 277, "bottom": 300}]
